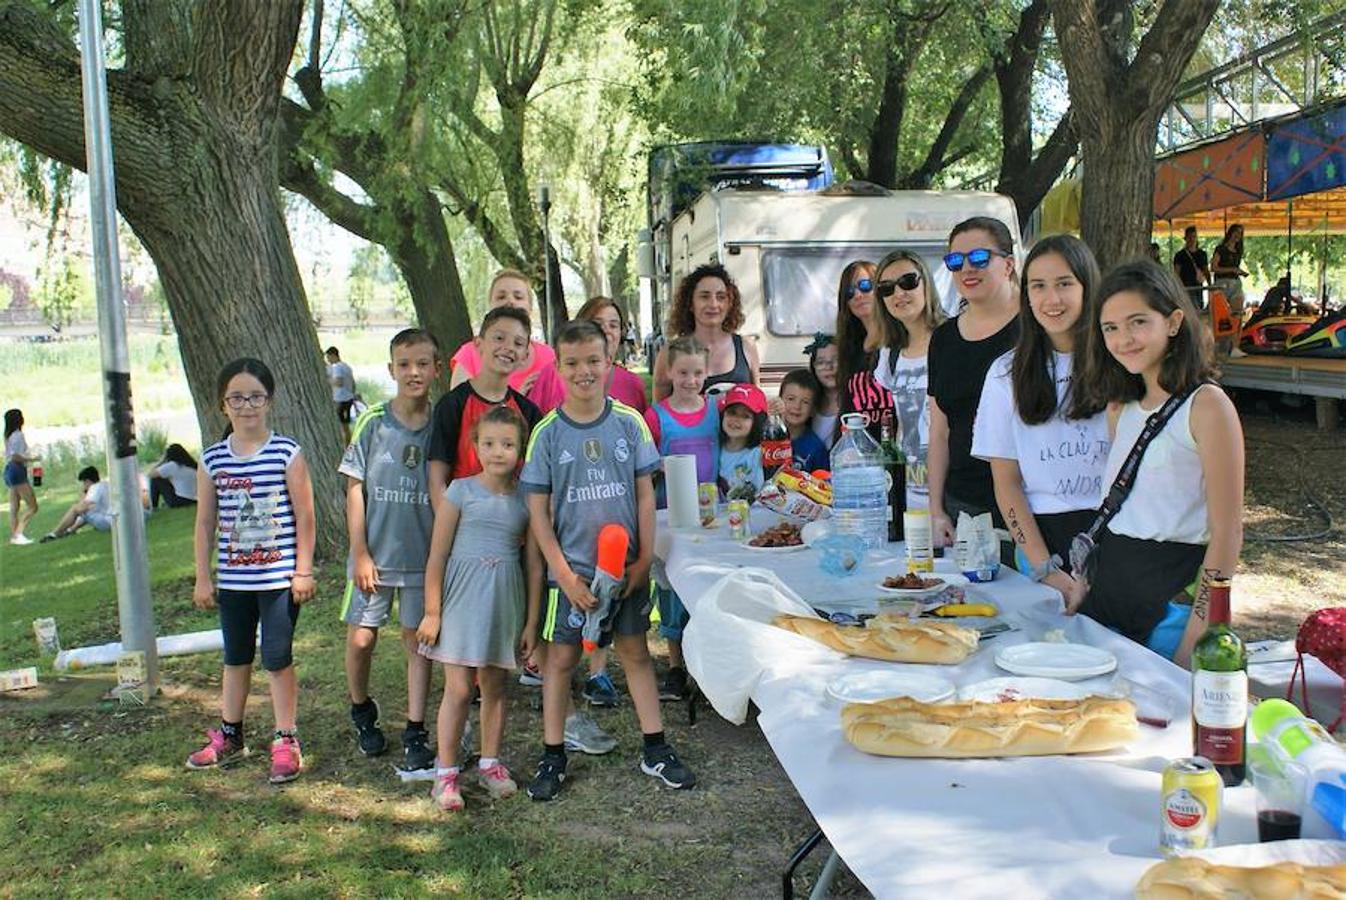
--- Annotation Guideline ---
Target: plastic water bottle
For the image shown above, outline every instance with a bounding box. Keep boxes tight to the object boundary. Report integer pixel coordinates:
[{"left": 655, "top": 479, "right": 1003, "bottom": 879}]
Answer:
[
  {"left": 1249, "top": 698, "right": 1346, "bottom": 839},
  {"left": 830, "top": 413, "right": 888, "bottom": 551}
]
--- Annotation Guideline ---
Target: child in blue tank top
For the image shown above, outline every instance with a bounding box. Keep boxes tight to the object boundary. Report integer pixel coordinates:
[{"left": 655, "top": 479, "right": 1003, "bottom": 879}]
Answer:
[{"left": 642, "top": 337, "right": 718, "bottom": 701}]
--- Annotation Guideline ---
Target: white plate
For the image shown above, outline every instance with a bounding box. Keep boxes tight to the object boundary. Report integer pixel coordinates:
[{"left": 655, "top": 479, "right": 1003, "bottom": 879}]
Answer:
[
  {"left": 827, "top": 670, "right": 956, "bottom": 705},
  {"left": 994, "top": 642, "right": 1118, "bottom": 680},
  {"left": 875, "top": 572, "right": 970, "bottom": 596},
  {"left": 958, "top": 676, "right": 1092, "bottom": 703},
  {"left": 740, "top": 538, "right": 807, "bottom": 553}
]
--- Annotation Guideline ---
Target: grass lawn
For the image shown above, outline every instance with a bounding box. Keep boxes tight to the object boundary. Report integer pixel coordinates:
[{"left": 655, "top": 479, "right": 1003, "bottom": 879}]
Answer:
[{"left": 0, "top": 452, "right": 825, "bottom": 898}]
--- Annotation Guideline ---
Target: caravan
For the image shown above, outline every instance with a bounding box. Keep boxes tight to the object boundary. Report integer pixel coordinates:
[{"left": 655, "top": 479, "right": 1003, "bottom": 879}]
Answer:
[{"left": 638, "top": 144, "right": 1021, "bottom": 381}]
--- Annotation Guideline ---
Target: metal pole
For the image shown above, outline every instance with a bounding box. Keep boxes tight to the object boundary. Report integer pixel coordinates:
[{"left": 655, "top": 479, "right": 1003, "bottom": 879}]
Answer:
[{"left": 77, "top": 0, "right": 158, "bottom": 691}]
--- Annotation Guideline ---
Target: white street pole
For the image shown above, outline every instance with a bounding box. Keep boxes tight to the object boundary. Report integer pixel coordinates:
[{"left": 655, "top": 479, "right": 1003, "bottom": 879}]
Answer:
[{"left": 77, "top": 0, "right": 158, "bottom": 691}]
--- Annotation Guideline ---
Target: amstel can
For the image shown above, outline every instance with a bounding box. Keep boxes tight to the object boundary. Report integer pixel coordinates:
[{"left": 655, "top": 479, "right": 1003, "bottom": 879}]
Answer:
[
  {"left": 1160, "top": 756, "right": 1222, "bottom": 856},
  {"left": 727, "top": 500, "right": 750, "bottom": 541}
]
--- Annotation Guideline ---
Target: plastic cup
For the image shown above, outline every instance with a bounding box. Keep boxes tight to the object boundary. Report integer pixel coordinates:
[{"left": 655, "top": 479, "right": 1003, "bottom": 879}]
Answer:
[{"left": 1250, "top": 755, "right": 1306, "bottom": 842}]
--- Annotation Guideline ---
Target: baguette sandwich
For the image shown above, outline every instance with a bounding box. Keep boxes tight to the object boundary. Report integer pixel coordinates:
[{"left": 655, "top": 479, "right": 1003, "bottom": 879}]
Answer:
[
  {"left": 773, "top": 613, "right": 978, "bottom": 664},
  {"left": 1136, "top": 857, "right": 1346, "bottom": 899},
  {"left": 842, "top": 695, "right": 1139, "bottom": 758}
]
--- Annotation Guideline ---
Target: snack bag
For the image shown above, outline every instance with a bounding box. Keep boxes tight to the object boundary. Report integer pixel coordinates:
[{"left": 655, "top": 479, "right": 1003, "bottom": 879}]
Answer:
[
  {"left": 756, "top": 474, "right": 831, "bottom": 522},
  {"left": 954, "top": 511, "right": 999, "bottom": 582}
]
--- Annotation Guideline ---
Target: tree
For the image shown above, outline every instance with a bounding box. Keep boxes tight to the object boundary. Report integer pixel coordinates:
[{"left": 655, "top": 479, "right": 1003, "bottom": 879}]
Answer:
[
  {"left": 280, "top": 0, "right": 474, "bottom": 359},
  {"left": 0, "top": 1, "right": 346, "bottom": 549},
  {"left": 1049, "top": 0, "right": 1221, "bottom": 270}
]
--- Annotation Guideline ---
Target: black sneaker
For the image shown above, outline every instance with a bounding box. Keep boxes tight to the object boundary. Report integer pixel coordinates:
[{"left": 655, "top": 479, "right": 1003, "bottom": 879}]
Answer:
[
  {"left": 350, "top": 699, "right": 387, "bottom": 757},
  {"left": 658, "top": 667, "right": 689, "bottom": 701},
  {"left": 527, "top": 754, "right": 568, "bottom": 802},
  {"left": 640, "top": 742, "right": 696, "bottom": 789},
  {"left": 401, "top": 725, "right": 436, "bottom": 772}
]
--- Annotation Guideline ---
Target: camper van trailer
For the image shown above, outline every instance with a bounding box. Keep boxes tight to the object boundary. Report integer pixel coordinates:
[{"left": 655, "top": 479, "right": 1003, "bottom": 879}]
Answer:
[{"left": 642, "top": 184, "right": 1022, "bottom": 382}]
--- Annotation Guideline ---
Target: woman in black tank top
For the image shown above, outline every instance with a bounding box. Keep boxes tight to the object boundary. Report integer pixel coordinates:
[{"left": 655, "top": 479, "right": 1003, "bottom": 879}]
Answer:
[{"left": 654, "top": 263, "right": 760, "bottom": 401}]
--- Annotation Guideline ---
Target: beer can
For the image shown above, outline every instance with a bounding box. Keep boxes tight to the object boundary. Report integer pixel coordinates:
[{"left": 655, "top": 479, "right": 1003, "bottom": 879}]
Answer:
[
  {"left": 904, "top": 510, "right": 934, "bottom": 573},
  {"left": 727, "top": 499, "right": 749, "bottom": 541},
  {"left": 1160, "top": 756, "right": 1222, "bottom": 856},
  {"left": 697, "top": 483, "right": 718, "bottom": 525}
]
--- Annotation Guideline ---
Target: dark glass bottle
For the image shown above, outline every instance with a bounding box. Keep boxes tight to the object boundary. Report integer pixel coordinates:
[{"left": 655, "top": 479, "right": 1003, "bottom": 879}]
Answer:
[
  {"left": 1192, "top": 578, "right": 1247, "bottom": 786},
  {"left": 879, "top": 422, "right": 906, "bottom": 543}
]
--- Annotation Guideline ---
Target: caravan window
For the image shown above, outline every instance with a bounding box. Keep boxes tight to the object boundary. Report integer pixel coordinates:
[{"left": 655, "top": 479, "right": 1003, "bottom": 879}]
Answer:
[{"left": 761, "top": 245, "right": 958, "bottom": 336}]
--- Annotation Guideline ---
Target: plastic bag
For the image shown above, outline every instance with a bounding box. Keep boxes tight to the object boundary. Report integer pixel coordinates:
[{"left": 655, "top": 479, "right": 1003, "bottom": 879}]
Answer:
[
  {"left": 954, "top": 511, "right": 1000, "bottom": 581},
  {"left": 681, "top": 567, "right": 835, "bottom": 724}
]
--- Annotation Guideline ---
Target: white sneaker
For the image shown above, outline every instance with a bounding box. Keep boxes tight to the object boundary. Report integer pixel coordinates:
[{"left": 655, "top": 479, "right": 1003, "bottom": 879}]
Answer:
[
  {"left": 1230, "top": 348, "right": 1248, "bottom": 358},
  {"left": 9, "top": 534, "right": 33, "bottom": 545}
]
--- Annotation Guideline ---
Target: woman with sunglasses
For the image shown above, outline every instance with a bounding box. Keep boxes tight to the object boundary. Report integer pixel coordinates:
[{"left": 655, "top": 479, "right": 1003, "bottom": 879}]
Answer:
[
  {"left": 927, "top": 216, "right": 1021, "bottom": 546},
  {"left": 834, "top": 261, "right": 893, "bottom": 443},
  {"left": 971, "top": 235, "right": 1110, "bottom": 612},
  {"left": 871, "top": 251, "right": 945, "bottom": 510},
  {"left": 654, "top": 263, "right": 760, "bottom": 401},
  {"left": 804, "top": 334, "right": 840, "bottom": 445}
]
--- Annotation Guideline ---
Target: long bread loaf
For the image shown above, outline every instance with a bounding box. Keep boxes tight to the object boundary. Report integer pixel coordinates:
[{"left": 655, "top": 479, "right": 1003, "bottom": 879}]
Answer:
[
  {"left": 842, "top": 695, "right": 1138, "bottom": 758},
  {"left": 773, "top": 613, "right": 978, "bottom": 664},
  {"left": 1136, "top": 857, "right": 1346, "bottom": 899}
]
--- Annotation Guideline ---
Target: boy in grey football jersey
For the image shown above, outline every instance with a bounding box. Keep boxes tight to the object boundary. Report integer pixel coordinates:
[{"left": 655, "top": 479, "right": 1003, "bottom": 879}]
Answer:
[
  {"left": 520, "top": 320, "right": 696, "bottom": 800},
  {"left": 340, "top": 329, "right": 440, "bottom": 772}
]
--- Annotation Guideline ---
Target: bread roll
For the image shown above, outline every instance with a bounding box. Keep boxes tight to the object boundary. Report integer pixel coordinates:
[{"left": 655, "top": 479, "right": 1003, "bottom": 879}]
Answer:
[
  {"left": 842, "top": 695, "right": 1138, "bottom": 758},
  {"left": 1136, "top": 857, "right": 1346, "bottom": 899},
  {"left": 773, "top": 613, "right": 978, "bottom": 664}
]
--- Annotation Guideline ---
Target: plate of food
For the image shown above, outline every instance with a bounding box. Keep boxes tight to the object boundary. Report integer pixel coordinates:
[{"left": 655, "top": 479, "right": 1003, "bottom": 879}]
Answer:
[
  {"left": 743, "top": 522, "right": 807, "bottom": 551},
  {"left": 994, "top": 642, "right": 1118, "bottom": 680},
  {"left": 876, "top": 571, "right": 970, "bottom": 596},
  {"left": 827, "top": 670, "right": 956, "bottom": 705},
  {"left": 957, "top": 676, "right": 1092, "bottom": 703}
]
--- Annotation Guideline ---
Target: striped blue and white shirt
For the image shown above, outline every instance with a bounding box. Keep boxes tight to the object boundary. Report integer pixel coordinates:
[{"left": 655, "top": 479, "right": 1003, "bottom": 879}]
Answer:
[{"left": 203, "top": 432, "right": 300, "bottom": 592}]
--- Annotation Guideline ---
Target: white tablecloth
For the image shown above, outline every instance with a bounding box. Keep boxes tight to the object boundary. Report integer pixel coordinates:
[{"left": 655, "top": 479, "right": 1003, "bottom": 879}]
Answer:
[{"left": 655, "top": 512, "right": 1278, "bottom": 899}]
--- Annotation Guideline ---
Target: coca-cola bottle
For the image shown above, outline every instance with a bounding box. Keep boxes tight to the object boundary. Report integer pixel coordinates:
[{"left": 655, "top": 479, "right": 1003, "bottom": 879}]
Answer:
[
  {"left": 761, "top": 412, "right": 791, "bottom": 478},
  {"left": 1192, "top": 577, "right": 1247, "bottom": 786}
]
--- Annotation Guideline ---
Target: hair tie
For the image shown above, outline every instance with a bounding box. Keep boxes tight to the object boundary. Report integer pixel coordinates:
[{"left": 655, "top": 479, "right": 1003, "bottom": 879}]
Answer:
[{"left": 803, "top": 332, "right": 834, "bottom": 355}]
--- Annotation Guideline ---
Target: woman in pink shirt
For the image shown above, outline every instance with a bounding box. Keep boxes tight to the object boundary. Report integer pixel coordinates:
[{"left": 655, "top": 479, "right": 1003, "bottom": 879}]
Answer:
[
  {"left": 574, "top": 296, "right": 648, "bottom": 413},
  {"left": 449, "top": 269, "right": 561, "bottom": 412}
]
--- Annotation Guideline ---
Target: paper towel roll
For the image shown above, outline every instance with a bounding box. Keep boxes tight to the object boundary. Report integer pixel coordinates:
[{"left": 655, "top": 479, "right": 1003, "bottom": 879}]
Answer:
[{"left": 665, "top": 454, "right": 700, "bottom": 530}]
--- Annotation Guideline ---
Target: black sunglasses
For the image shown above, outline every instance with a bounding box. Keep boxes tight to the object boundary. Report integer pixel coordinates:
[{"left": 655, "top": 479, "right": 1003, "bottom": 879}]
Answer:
[
  {"left": 876, "top": 272, "right": 922, "bottom": 297},
  {"left": 843, "top": 278, "right": 874, "bottom": 300},
  {"left": 944, "top": 248, "right": 1008, "bottom": 272}
]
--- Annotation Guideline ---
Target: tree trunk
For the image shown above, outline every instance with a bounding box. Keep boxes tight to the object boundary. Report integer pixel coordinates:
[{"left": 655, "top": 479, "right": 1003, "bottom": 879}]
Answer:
[
  {"left": 388, "top": 191, "right": 473, "bottom": 367},
  {"left": 128, "top": 156, "right": 347, "bottom": 554},
  {"left": 1076, "top": 123, "right": 1156, "bottom": 272},
  {"left": 0, "top": 0, "right": 347, "bottom": 552}
]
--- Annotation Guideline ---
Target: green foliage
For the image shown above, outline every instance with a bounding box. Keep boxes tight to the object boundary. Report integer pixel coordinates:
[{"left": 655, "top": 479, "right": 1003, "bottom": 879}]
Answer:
[
  {"left": 136, "top": 422, "right": 171, "bottom": 466},
  {"left": 34, "top": 255, "right": 93, "bottom": 330}
]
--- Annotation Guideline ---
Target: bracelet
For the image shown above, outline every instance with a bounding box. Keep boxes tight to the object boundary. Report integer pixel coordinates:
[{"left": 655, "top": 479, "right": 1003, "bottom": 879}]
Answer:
[
  {"left": 293, "top": 572, "right": 313, "bottom": 577},
  {"left": 1027, "top": 554, "right": 1063, "bottom": 583}
]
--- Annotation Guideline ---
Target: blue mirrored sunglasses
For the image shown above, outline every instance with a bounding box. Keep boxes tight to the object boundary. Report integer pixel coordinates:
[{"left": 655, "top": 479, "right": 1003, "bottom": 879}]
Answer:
[
  {"left": 844, "top": 278, "right": 874, "bottom": 300},
  {"left": 943, "top": 248, "right": 1007, "bottom": 272}
]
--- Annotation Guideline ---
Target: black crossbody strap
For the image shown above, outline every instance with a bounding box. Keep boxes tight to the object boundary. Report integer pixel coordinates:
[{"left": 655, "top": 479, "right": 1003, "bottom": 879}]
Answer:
[{"left": 1083, "top": 381, "right": 1207, "bottom": 543}]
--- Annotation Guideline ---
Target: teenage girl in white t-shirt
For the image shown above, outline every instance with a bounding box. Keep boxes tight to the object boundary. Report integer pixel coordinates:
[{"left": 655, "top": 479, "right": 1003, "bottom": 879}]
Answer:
[
  {"left": 973, "top": 235, "right": 1110, "bottom": 612},
  {"left": 1074, "top": 260, "right": 1244, "bottom": 668},
  {"left": 872, "top": 250, "right": 946, "bottom": 510}
]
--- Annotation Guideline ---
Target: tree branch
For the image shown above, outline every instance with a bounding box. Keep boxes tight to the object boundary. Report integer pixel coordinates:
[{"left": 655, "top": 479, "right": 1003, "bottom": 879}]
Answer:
[
  {"left": 1130, "top": 0, "right": 1223, "bottom": 111},
  {"left": 440, "top": 176, "right": 527, "bottom": 272},
  {"left": 121, "top": 0, "right": 193, "bottom": 77},
  {"left": 308, "top": 0, "right": 324, "bottom": 73},
  {"left": 902, "top": 63, "right": 992, "bottom": 188},
  {"left": 191, "top": 0, "right": 303, "bottom": 131}
]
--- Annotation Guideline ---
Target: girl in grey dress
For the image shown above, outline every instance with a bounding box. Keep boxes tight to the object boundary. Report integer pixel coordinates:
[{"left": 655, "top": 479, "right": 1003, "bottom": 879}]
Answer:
[{"left": 417, "top": 407, "right": 542, "bottom": 812}]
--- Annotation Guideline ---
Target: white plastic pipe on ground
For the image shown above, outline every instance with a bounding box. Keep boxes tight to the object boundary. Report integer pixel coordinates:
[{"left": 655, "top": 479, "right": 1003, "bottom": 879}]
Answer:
[{"left": 54, "top": 629, "right": 226, "bottom": 671}]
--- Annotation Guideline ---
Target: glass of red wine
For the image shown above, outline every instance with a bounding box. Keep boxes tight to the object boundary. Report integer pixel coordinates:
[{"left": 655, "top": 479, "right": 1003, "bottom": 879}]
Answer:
[{"left": 1250, "top": 755, "right": 1307, "bottom": 842}]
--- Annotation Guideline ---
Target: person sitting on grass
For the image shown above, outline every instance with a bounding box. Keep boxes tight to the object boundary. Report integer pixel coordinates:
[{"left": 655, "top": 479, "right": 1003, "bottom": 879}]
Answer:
[
  {"left": 147, "top": 443, "right": 199, "bottom": 508},
  {"left": 42, "top": 467, "right": 112, "bottom": 541}
]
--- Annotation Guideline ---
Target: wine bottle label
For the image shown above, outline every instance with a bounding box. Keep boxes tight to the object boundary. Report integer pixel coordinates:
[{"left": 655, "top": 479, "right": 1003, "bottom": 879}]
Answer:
[{"left": 1193, "top": 671, "right": 1248, "bottom": 728}]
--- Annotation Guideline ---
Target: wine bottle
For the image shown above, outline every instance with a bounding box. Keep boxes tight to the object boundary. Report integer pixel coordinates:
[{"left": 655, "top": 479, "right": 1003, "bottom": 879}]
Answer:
[
  {"left": 1192, "top": 577, "right": 1247, "bottom": 786},
  {"left": 879, "top": 422, "right": 906, "bottom": 543}
]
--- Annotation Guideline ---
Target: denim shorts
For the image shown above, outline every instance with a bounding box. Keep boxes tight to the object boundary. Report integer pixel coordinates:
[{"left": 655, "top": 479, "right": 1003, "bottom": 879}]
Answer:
[
  {"left": 655, "top": 586, "right": 689, "bottom": 641},
  {"left": 218, "top": 588, "right": 300, "bottom": 671},
  {"left": 3, "top": 462, "right": 27, "bottom": 488},
  {"left": 1145, "top": 600, "right": 1191, "bottom": 661}
]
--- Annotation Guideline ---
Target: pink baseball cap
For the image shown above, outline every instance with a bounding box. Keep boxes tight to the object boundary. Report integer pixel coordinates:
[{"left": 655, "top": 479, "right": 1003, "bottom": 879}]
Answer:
[{"left": 717, "top": 383, "right": 767, "bottom": 416}]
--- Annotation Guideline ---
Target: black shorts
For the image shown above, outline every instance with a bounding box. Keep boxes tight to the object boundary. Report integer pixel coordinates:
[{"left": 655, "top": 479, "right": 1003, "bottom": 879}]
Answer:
[
  {"left": 218, "top": 587, "right": 300, "bottom": 671},
  {"left": 1079, "top": 531, "right": 1203, "bottom": 644},
  {"left": 337, "top": 400, "right": 355, "bottom": 424}
]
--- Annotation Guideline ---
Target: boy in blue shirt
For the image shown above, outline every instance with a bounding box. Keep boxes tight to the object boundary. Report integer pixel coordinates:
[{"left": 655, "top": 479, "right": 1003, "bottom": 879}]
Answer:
[
  {"left": 780, "top": 369, "right": 830, "bottom": 472},
  {"left": 520, "top": 320, "right": 696, "bottom": 800}
]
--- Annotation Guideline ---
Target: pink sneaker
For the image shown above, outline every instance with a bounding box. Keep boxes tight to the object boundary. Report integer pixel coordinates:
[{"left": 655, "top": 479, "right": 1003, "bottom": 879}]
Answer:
[
  {"left": 479, "top": 762, "right": 518, "bottom": 799},
  {"left": 186, "top": 728, "right": 249, "bottom": 769},
  {"left": 268, "top": 734, "right": 302, "bottom": 784},
  {"left": 431, "top": 770, "right": 464, "bottom": 812}
]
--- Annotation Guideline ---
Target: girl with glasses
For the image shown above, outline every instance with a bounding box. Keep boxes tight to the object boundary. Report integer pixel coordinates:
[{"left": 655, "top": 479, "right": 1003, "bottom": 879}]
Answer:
[
  {"left": 871, "top": 251, "right": 945, "bottom": 511},
  {"left": 804, "top": 334, "right": 840, "bottom": 445},
  {"left": 971, "top": 234, "right": 1109, "bottom": 612},
  {"left": 834, "top": 260, "right": 893, "bottom": 444},
  {"left": 927, "top": 216, "right": 1021, "bottom": 546}
]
